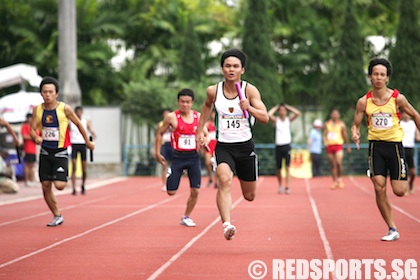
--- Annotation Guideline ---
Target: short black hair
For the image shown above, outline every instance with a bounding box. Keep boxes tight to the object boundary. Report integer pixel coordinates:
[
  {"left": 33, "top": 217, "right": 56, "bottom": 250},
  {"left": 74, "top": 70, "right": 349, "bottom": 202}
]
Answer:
[
  {"left": 75, "top": 106, "right": 83, "bottom": 112},
  {"left": 177, "top": 88, "right": 195, "bottom": 101},
  {"left": 368, "top": 58, "right": 392, "bottom": 76},
  {"left": 220, "top": 48, "right": 247, "bottom": 68},
  {"left": 26, "top": 113, "right": 33, "bottom": 119},
  {"left": 40, "top": 76, "right": 59, "bottom": 92}
]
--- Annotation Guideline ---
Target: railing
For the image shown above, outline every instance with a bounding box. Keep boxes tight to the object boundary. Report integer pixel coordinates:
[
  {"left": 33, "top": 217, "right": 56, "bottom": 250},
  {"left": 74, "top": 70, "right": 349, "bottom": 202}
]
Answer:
[{"left": 123, "top": 143, "right": 419, "bottom": 176}]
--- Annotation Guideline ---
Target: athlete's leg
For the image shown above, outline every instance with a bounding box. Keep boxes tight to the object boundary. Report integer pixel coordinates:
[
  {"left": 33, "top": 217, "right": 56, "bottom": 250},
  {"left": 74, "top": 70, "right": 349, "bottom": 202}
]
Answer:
[
  {"left": 327, "top": 152, "right": 337, "bottom": 185},
  {"left": 71, "top": 157, "right": 77, "bottom": 192},
  {"left": 239, "top": 180, "right": 257, "bottom": 201},
  {"left": 335, "top": 150, "right": 344, "bottom": 178},
  {"left": 372, "top": 175, "right": 396, "bottom": 229},
  {"left": 166, "top": 158, "right": 184, "bottom": 196},
  {"left": 216, "top": 163, "right": 234, "bottom": 223},
  {"left": 42, "top": 181, "right": 61, "bottom": 216},
  {"left": 81, "top": 160, "right": 87, "bottom": 186}
]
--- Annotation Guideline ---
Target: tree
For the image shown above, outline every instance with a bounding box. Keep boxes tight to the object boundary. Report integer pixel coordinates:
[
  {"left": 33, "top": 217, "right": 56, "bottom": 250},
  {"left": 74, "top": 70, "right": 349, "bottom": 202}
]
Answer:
[
  {"left": 322, "top": 0, "right": 367, "bottom": 120},
  {"left": 240, "top": 0, "right": 279, "bottom": 143},
  {"left": 178, "top": 18, "right": 205, "bottom": 81},
  {"left": 388, "top": 0, "right": 420, "bottom": 108}
]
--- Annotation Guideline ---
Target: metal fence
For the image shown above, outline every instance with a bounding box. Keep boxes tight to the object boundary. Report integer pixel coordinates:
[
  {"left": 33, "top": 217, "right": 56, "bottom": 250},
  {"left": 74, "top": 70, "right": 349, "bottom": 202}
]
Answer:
[{"left": 123, "top": 143, "right": 419, "bottom": 177}]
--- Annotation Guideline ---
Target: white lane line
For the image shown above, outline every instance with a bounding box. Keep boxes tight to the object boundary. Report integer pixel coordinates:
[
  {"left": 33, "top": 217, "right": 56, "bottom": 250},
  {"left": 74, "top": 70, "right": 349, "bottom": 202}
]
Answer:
[
  {"left": 147, "top": 177, "right": 265, "bottom": 280},
  {"left": 304, "top": 178, "right": 338, "bottom": 280},
  {"left": 0, "top": 179, "right": 161, "bottom": 227},
  {"left": 349, "top": 176, "right": 420, "bottom": 223},
  {"left": 0, "top": 192, "right": 183, "bottom": 269},
  {"left": 0, "top": 177, "right": 127, "bottom": 206}
]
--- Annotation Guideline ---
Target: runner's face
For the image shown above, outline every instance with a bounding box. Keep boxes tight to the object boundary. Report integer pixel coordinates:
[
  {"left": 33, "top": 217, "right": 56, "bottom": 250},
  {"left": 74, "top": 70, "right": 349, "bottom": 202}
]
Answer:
[
  {"left": 177, "top": 96, "right": 193, "bottom": 113},
  {"left": 222, "top": 57, "right": 245, "bottom": 81},
  {"left": 41, "top": 84, "right": 58, "bottom": 104},
  {"left": 369, "top": 65, "right": 389, "bottom": 88}
]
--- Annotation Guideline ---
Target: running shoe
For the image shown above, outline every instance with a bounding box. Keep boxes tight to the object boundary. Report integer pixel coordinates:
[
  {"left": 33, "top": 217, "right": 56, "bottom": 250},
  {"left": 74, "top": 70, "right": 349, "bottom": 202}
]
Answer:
[
  {"left": 285, "top": 187, "right": 290, "bottom": 194},
  {"left": 81, "top": 185, "right": 86, "bottom": 195},
  {"left": 223, "top": 221, "right": 236, "bottom": 240},
  {"left": 278, "top": 186, "right": 283, "bottom": 194},
  {"left": 381, "top": 228, "right": 400, "bottom": 241},
  {"left": 72, "top": 189, "right": 77, "bottom": 195},
  {"left": 180, "top": 216, "right": 196, "bottom": 227},
  {"left": 330, "top": 182, "right": 337, "bottom": 190},
  {"left": 47, "top": 215, "right": 64, "bottom": 227},
  {"left": 206, "top": 179, "right": 213, "bottom": 187},
  {"left": 161, "top": 185, "right": 167, "bottom": 192},
  {"left": 337, "top": 180, "right": 344, "bottom": 189}
]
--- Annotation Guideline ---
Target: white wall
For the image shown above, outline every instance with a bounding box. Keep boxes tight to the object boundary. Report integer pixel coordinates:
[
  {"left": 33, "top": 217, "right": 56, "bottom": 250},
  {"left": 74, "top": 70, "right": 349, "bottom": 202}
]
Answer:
[{"left": 82, "top": 106, "right": 121, "bottom": 163}]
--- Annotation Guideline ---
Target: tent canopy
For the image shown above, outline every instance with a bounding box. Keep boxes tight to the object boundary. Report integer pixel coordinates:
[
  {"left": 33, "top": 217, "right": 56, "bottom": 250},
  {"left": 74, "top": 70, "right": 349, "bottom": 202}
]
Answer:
[{"left": 0, "top": 64, "right": 42, "bottom": 90}]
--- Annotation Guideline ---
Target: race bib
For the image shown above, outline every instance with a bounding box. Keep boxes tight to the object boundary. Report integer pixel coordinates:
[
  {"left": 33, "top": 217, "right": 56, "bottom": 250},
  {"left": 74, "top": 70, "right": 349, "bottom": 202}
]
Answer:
[
  {"left": 372, "top": 113, "right": 392, "bottom": 129},
  {"left": 327, "top": 132, "right": 338, "bottom": 141},
  {"left": 221, "top": 117, "right": 247, "bottom": 132},
  {"left": 178, "top": 134, "right": 196, "bottom": 149},
  {"left": 42, "top": 127, "right": 60, "bottom": 141}
]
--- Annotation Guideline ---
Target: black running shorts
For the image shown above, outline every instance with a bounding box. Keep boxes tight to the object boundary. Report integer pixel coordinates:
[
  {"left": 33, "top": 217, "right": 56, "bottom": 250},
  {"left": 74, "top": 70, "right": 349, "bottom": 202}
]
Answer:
[
  {"left": 368, "top": 141, "right": 407, "bottom": 181},
  {"left": 215, "top": 139, "right": 258, "bottom": 182}
]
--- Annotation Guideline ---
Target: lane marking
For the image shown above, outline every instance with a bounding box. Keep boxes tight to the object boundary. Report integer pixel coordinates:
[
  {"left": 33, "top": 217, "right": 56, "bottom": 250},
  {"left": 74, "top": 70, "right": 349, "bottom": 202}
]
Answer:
[
  {"left": 304, "top": 178, "right": 338, "bottom": 280},
  {"left": 147, "top": 178, "right": 264, "bottom": 280},
  {"left": 0, "top": 191, "right": 185, "bottom": 269},
  {"left": 0, "top": 177, "right": 127, "bottom": 206},
  {"left": 349, "top": 176, "right": 420, "bottom": 223},
  {"left": 0, "top": 179, "right": 161, "bottom": 227}
]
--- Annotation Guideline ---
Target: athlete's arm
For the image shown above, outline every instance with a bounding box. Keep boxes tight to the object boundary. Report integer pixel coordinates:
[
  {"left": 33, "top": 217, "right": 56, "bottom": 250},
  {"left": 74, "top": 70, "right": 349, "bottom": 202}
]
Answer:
[
  {"left": 65, "top": 105, "right": 95, "bottom": 150},
  {"left": 285, "top": 104, "right": 300, "bottom": 122},
  {"left": 341, "top": 122, "right": 351, "bottom": 153},
  {"left": 397, "top": 94, "right": 420, "bottom": 131},
  {"left": 268, "top": 105, "right": 279, "bottom": 124},
  {"left": 0, "top": 118, "right": 19, "bottom": 146},
  {"left": 86, "top": 120, "right": 97, "bottom": 140},
  {"left": 351, "top": 96, "right": 367, "bottom": 150},
  {"left": 30, "top": 107, "right": 42, "bottom": 145},
  {"left": 196, "top": 85, "right": 216, "bottom": 148},
  {"left": 245, "top": 84, "right": 269, "bottom": 124},
  {"left": 155, "top": 112, "right": 174, "bottom": 164}
]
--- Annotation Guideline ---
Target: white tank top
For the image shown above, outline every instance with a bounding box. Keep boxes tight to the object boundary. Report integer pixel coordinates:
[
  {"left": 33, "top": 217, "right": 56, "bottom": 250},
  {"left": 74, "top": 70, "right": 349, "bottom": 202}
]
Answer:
[
  {"left": 70, "top": 119, "right": 87, "bottom": 144},
  {"left": 401, "top": 119, "right": 416, "bottom": 148},
  {"left": 275, "top": 116, "right": 291, "bottom": 145},
  {"left": 214, "top": 81, "right": 254, "bottom": 143}
]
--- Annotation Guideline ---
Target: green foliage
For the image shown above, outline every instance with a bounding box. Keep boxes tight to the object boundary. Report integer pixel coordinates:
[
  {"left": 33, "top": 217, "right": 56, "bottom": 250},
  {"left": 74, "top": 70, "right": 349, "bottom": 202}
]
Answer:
[
  {"left": 322, "top": 0, "right": 367, "bottom": 116},
  {"left": 388, "top": 0, "right": 420, "bottom": 108},
  {"left": 178, "top": 18, "right": 205, "bottom": 81}
]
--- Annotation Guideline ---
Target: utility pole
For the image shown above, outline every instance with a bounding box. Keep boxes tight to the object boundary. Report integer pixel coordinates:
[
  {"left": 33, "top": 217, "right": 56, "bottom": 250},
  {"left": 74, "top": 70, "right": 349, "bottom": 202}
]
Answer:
[{"left": 58, "top": 0, "right": 81, "bottom": 108}]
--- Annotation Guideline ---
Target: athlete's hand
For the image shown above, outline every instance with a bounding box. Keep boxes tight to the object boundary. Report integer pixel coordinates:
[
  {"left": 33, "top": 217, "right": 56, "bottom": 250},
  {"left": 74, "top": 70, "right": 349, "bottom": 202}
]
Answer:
[
  {"left": 351, "top": 131, "right": 360, "bottom": 150},
  {"left": 155, "top": 153, "right": 165, "bottom": 165},
  {"left": 86, "top": 141, "right": 95, "bottom": 151},
  {"left": 196, "top": 131, "right": 208, "bottom": 152},
  {"left": 34, "top": 136, "right": 43, "bottom": 145}
]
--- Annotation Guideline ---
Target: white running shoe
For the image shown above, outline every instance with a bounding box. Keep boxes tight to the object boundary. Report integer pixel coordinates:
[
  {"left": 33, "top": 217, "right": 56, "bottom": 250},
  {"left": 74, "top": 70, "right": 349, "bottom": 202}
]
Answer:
[
  {"left": 47, "top": 215, "right": 64, "bottom": 227},
  {"left": 223, "top": 221, "right": 236, "bottom": 240},
  {"left": 381, "top": 229, "right": 400, "bottom": 241},
  {"left": 285, "top": 187, "right": 290, "bottom": 194},
  {"left": 180, "top": 216, "right": 196, "bottom": 227},
  {"left": 161, "top": 185, "right": 167, "bottom": 192},
  {"left": 278, "top": 186, "right": 283, "bottom": 194}
]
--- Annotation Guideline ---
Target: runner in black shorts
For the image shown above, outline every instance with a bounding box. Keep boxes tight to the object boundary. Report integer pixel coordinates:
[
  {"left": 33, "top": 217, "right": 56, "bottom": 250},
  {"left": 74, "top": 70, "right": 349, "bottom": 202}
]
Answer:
[{"left": 196, "top": 49, "right": 269, "bottom": 240}]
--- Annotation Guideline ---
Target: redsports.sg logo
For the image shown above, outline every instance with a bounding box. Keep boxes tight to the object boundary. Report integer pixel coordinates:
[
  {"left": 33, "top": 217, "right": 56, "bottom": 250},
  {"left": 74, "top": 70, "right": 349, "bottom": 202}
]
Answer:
[{"left": 248, "top": 259, "right": 417, "bottom": 280}]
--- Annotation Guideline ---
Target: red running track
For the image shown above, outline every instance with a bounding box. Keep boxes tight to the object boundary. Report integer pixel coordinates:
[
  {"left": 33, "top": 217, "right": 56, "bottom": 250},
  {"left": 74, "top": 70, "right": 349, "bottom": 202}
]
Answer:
[{"left": 0, "top": 176, "right": 419, "bottom": 280}]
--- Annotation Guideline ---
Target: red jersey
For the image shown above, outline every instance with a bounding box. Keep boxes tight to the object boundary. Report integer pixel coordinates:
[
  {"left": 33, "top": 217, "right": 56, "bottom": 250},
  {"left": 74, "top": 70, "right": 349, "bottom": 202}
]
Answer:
[
  {"left": 21, "top": 123, "right": 37, "bottom": 155},
  {"left": 171, "top": 110, "right": 199, "bottom": 151}
]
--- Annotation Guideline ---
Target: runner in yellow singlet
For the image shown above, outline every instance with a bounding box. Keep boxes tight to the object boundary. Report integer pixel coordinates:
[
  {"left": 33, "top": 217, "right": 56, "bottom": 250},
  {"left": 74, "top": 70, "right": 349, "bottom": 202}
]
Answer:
[
  {"left": 323, "top": 109, "right": 351, "bottom": 189},
  {"left": 351, "top": 58, "right": 420, "bottom": 241}
]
